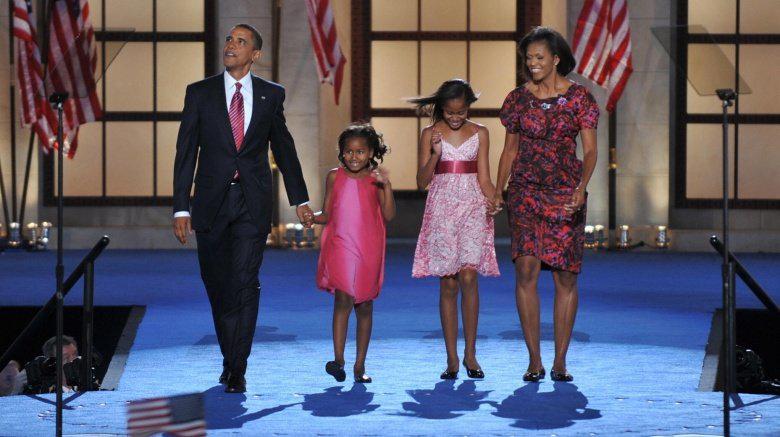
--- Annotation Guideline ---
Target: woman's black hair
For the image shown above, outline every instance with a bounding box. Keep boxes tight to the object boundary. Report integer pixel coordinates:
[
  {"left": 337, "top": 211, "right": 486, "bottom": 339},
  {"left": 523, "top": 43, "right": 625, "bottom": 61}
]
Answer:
[
  {"left": 337, "top": 122, "right": 389, "bottom": 169},
  {"left": 518, "top": 26, "right": 576, "bottom": 79},
  {"left": 408, "top": 79, "right": 479, "bottom": 124}
]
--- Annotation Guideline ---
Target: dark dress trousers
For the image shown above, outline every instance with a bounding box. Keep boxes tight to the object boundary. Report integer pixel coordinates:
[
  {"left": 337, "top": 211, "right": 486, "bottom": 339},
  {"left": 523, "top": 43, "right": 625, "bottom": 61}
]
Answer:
[{"left": 173, "top": 73, "right": 308, "bottom": 376}]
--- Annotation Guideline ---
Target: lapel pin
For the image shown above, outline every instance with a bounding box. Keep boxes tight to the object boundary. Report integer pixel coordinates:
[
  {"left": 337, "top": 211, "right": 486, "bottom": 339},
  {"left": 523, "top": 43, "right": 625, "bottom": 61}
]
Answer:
[{"left": 261, "top": 96, "right": 266, "bottom": 100}]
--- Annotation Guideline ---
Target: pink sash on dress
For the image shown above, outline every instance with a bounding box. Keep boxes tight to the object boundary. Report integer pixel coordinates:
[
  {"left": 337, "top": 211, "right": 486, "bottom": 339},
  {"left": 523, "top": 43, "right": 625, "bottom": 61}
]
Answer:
[{"left": 435, "top": 160, "right": 478, "bottom": 174}]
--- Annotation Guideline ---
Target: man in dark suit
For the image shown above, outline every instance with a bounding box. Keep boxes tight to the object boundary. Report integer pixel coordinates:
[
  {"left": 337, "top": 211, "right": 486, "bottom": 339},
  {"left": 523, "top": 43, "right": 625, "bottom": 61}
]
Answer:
[{"left": 173, "top": 24, "right": 313, "bottom": 393}]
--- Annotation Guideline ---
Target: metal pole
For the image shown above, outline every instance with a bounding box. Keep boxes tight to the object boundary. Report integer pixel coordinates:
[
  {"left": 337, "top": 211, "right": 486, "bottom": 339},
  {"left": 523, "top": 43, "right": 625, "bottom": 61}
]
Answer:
[
  {"left": 608, "top": 110, "right": 617, "bottom": 249},
  {"left": 18, "top": 133, "right": 36, "bottom": 226},
  {"left": 8, "top": 0, "right": 18, "bottom": 224},
  {"left": 270, "top": 0, "right": 282, "bottom": 230},
  {"left": 80, "top": 261, "right": 94, "bottom": 391},
  {"left": 55, "top": 96, "right": 66, "bottom": 437}
]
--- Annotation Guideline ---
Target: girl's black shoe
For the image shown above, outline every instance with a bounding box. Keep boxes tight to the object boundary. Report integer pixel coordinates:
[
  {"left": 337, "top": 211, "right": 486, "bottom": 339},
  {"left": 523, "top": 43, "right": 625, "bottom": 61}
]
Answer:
[
  {"left": 462, "top": 359, "right": 485, "bottom": 379},
  {"left": 522, "top": 367, "right": 546, "bottom": 382},
  {"left": 550, "top": 369, "right": 573, "bottom": 382},
  {"left": 326, "top": 361, "right": 346, "bottom": 382},
  {"left": 354, "top": 374, "right": 372, "bottom": 383}
]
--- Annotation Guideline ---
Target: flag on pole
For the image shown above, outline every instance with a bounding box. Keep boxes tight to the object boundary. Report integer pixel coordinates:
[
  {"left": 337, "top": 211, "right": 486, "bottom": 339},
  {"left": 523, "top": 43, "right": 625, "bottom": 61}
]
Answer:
[
  {"left": 305, "top": 0, "right": 347, "bottom": 105},
  {"left": 572, "top": 0, "right": 633, "bottom": 112},
  {"left": 127, "top": 393, "right": 207, "bottom": 437},
  {"left": 43, "top": 0, "right": 102, "bottom": 157},
  {"left": 12, "top": 0, "right": 55, "bottom": 146}
]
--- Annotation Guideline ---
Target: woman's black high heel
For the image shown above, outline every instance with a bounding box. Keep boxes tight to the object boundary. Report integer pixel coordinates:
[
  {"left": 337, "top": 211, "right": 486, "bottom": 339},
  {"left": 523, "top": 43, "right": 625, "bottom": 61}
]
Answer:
[
  {"left": 462, "top": 359, "right": 484, "bottom": 379},
  {"left": 440, "top": 369, "right": 458, "bottom": 380},
  {"left": 522, "top": 367, "right": 546, "bottom": 382}
]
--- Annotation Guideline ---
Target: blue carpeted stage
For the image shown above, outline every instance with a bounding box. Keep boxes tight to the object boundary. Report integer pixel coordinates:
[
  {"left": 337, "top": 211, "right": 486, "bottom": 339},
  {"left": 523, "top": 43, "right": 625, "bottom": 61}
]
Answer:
[{"left": 0, "top": 244, "right": 778, "bottom": 435}]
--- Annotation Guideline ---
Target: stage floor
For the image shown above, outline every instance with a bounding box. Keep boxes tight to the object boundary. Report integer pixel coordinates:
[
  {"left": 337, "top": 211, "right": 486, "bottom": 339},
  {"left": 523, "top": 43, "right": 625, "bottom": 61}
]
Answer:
[{"left": 0, "top": 245, "right": 778, "bottom": 436}]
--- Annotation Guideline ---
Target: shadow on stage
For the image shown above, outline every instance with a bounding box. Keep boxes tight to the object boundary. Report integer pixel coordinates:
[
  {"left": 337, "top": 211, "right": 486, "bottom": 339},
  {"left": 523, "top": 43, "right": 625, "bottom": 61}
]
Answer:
[
  {"left": 498, "top": 323, "right": 591, "bottom": 343},
  {"left": 300, "top": 384, "right": 379, "bottom": 417},
  {"left": 489, "top": 382, "right": 601, "bottom": 429},
  {"left": 203, "top": 385, "right": 300, "bottom": 430},
  {"left": 397, "top": 380, "right": 492, "bottom": 419},
  {"left": 195, "top": 326, "right": 297, "bottom": 345}
]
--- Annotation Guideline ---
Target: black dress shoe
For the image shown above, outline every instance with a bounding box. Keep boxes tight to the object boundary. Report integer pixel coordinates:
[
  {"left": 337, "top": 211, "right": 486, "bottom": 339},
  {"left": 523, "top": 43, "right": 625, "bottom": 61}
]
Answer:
[
  {"left": 326, "top": 361, "right": 346, "bottom": 382},
  {"left": 354, "top": 374, "right": 372, "bottom": 384},
  {"left": 440, "top": 369, "right": 458, "bottom": 380},
  {"left": 550, "top": 369, "right": 573, "bottom": 382},
  {"left": 462, "top": 359, "right": 485, "bottom": 379},
  {"left": 219, "top": 368, "right": 230, "bottom": 384},
  {"left": 522, "top": 367, "right": 546, "bottom": 382},
  {"left": 225, "top": 375, "right": 246, "bottom": 393}
]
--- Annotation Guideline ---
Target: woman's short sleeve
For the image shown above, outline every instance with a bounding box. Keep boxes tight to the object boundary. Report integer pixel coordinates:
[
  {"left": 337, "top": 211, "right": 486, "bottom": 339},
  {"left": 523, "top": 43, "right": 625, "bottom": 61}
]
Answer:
[
  {"left": 499, "top": 88, "right": 523, "bottom": 133},
  {"left": 577, "top": 88, "right": 600, "bottom": 130}
]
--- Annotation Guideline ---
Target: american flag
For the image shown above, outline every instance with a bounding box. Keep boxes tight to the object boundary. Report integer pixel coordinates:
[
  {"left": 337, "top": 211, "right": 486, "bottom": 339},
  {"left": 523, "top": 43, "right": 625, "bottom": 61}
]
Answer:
[
  {"left": 43, "top": 0, "right": 102, "bottom": 157},
  {"left": 572, "top": 0, "right": 633, "bottom": 112},
  {"left": 305, "top": 0, "right": 347, "bottom": 105},
  {"left": 127, "top": 393, "right": 207, "bottom": 437},
  {"left": 12, "top": 0, "right": 54, "bottom": 147}
]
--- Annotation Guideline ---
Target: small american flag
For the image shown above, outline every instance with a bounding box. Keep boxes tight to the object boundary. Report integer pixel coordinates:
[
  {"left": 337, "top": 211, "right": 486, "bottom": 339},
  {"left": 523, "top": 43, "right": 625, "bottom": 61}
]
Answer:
[
  {"left": 305, "top": 0, "right": 347, "bottom": 105},
  {"left": 127, "top": 393, "right": 207, "bottom": 437},
  {"left": 572, "top": 0, "right": 633, "bottom": 112}
]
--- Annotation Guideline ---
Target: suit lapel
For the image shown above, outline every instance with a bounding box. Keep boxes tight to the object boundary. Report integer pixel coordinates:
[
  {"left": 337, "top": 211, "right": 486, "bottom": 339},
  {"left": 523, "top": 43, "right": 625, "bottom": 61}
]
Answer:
[
  {"left": 213, "top": 75, "right": 238, "bottom": 152},
  {"left": 240, "top": 75, "right": 264, "bottom": 154}
]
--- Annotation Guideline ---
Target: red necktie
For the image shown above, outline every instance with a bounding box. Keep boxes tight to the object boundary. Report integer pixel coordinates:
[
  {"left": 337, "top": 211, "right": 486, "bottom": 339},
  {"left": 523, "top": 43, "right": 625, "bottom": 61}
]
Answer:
[
  {"left": 229, "top": 83, "right": 244, "bottom": 150},
  {"left": 229, "top": 83, "right": 244, "bottom": 180}
]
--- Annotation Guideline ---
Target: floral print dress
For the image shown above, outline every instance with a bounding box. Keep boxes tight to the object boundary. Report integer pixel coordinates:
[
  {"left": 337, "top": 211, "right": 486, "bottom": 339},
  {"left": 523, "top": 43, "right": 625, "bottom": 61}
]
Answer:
[{"left": 498, "top": 82, "right": 599, "bottom": 273}]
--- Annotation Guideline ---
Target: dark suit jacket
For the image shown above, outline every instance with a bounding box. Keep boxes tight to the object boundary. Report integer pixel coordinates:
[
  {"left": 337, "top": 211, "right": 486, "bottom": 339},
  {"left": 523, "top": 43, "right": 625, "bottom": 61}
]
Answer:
[{"left": 173, "top": 73, "right": 309, "bottom": 233}]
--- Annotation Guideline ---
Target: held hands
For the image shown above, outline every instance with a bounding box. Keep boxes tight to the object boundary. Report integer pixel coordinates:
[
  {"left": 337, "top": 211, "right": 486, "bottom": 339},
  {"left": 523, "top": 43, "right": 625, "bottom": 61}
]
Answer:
[
  {"left": 173, "top": 216, "right": 193, "bottom": 245},
  {"left": 430, "top": 129, "right": 443, "bottom": 156},
  {"left": 490, "top": 191, "right": 505, "bottom": 216},
  {"left": 564, "top": 187, "right": 585, "bottom": 216},
  {"left": 297, "top": 204, "right": 315, "bottom": 228}
]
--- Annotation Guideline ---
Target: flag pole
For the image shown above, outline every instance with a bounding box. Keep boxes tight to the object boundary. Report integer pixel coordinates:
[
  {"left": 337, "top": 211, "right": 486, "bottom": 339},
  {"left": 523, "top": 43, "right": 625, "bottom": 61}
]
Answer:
[
  {"left": 5, "top": 0, "right": 18, "bottom": 228},
  {"left": 608, "top": 109, "right": 617, "bottom": 248},
  {"left": 18, "top": 132, "right": 36, "bottom": 226}
]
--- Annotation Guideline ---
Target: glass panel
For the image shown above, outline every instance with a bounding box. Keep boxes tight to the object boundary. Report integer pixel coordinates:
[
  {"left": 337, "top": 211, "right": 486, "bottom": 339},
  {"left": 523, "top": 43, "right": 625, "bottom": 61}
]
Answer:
[
  {"left": 105, "top": 42, "right": 153, "bottom": 111},
  {"left": 370, "top": 117, "right": 419, "bottom": 190},
  {"left": 470, "top": 0, "right": 516, "bottom": 32},
  {"left": 105, "top": 122, "right": 154, "bottom": 196},
  {"left": 541, "top": 0, "right": 567, "bottom": 39},
  {"left": 686, "top": 44, "right": 736, "bottom": 114},
  {"left": 740, "top": 0, "right": 780, "bottom": 34},
  {"left": 470, "top": 41, "right": 517, "bottom": 108},
  {"left": 686, "top": 123, "right": 735, "bottom": 199},
  {"left": 106, "top": 0, "right": 153, "bottom": 32},
  {"left": 59, "top": 123, "right": 103, "bottom": 196},
  {"left": 739, "top": 45, "right": 780, "bottom": 114},
  {"left": 156, "top": 122, "right": 180, "bottom": 196},
  {"left": 89, "top": 0, "right": 103, "bottom": 29},
  {"left": 738, "top": 125, "right": 780, "bottom": 199},
  {"left": 371, "top": 41, "right": 418, "bottom": 108},
  {"left": 688, "top": 0, "right": 736, "bottom": 34},
  {"left": 471, "top": 117, "right": 505, "bottom": 181},
  {"left": 420, "top": 41, "right": 467, "bottom": 97},
  {"left": 421, "top": 0, "right": 467, "bottom": 31},
  {"left": 372, "top": 0, "right": 418, "bottom": 31},
  {"left": 157, "top": 42, "right": 205, "bottom": 111},
  {"left": 157, "top": 0, "right": 204, "bottom": 32}
]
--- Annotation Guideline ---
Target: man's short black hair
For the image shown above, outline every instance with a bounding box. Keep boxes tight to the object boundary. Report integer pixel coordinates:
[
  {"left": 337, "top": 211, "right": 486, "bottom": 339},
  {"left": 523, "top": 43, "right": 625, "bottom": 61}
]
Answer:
[{"left": 234, "top": 23, "right": 263, "bottom": 51}]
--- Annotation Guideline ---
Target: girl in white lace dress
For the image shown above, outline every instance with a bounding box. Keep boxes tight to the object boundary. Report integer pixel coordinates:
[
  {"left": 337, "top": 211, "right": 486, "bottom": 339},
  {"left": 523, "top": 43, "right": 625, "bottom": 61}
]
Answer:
[{"left": 411, "top": 79, "right": 500, "bottom": 380}]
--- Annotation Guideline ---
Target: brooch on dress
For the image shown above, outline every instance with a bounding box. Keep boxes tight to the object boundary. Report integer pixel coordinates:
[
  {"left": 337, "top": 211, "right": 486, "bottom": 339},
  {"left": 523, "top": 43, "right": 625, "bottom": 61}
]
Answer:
[{"left": 540, "top": 102, "right": 551, "bottom": 110}]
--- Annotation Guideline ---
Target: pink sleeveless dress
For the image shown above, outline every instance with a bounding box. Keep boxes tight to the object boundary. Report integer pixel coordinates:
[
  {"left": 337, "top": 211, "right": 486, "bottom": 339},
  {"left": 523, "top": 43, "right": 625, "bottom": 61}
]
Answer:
[
  {"left": 316, "top": 167, "right": 386, "bottom": 303},
  {"left": 412, "top": 131, "right": 500, "bottom": 278}
]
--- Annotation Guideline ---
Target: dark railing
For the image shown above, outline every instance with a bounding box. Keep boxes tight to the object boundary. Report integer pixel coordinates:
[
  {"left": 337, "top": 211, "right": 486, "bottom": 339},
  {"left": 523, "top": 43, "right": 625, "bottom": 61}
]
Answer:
[
  {"left": 709, "top": 236, "right": 780, "bottom": 316},
  {"left": 0, "top": 236, "right": 110, "bottom": 387}
]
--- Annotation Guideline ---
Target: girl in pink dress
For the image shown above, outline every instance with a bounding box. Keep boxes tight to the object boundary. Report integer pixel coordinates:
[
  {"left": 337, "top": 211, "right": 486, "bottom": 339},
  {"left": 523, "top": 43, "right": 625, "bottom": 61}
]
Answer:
[
  {"left": 313, "top": 123, "right": 395, "bottom": 383},
  {"left": 411, "top": 79, "right": 500, "bottom": 380}
]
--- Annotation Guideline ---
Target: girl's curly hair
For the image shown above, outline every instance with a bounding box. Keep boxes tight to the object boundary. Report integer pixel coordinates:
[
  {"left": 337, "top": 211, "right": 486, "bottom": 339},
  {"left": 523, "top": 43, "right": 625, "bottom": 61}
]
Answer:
[{"left": 337, "top": 122, "right": 389, "bottom": 168}]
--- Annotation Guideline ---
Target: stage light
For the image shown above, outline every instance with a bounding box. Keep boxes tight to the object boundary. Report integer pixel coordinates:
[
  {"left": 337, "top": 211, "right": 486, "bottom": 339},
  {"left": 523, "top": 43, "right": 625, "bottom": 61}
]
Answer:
[
  {"left": 283, "top": 223, "right": 295, "bottom": 247},
  {"left": 584, "top": 225, "right": 597, "bottom": 249},
  {"left": 8, "top": 222, "right": 22, "bottom": 248},
  {"left": 594, "top": 224, "right": 607, "bottom": 248},
  {"left": 655, "top": 225, "right": 670, "bottom": 249},
  {"left": 618, "top": 225, "right": 631, "bottom": 249},
  {"left": 39, "top": 222, "right": 52, "bottom": 249},
  {"left": 294, "top": 223, "right": 304, "bottom": 247}
]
